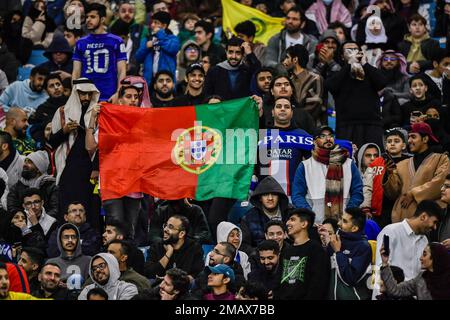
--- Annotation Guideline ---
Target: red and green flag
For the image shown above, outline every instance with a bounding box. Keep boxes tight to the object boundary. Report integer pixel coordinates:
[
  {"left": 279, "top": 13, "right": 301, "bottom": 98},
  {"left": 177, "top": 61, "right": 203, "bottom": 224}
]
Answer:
[{"left": 99, "top": 97, "right": 259, "bottom": 201}]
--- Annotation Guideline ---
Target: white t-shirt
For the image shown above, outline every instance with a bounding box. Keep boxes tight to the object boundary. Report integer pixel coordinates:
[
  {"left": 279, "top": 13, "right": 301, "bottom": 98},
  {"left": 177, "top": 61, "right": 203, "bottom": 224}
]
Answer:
[{"left": 285, "top": 32, "right": 304, "bottom": 49}]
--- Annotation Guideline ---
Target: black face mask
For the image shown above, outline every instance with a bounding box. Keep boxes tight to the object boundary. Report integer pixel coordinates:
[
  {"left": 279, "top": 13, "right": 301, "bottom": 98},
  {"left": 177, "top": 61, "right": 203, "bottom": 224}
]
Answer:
[{"left": 21, "top": 168, "right": 39, "bottom": 180}]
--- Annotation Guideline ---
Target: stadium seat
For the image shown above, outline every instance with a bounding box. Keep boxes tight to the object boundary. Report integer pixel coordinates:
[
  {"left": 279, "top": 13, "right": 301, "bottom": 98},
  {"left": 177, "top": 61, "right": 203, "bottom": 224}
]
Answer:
[
  {"left": 27, "top": 49, "right": 48, "bottom": 66},
  {"left": 202, "top": 244, "right": 214, "bottom": 261},
  {"left": 227, "top": 201, "right": 253, "bottom": 226},
  {"left": 17, "top": 66, "right": 33, "bottom": 81}
]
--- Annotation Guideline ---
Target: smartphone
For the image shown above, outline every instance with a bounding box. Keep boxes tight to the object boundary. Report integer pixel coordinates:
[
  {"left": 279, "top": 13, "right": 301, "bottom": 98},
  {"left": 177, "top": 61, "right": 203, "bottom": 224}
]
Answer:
[{"left": 383, "top": 234, "right": 390, "bottom": 256}]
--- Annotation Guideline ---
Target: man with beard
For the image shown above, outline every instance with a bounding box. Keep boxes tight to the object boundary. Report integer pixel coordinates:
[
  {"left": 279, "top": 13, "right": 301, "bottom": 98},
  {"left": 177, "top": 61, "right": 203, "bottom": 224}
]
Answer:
[
  {"left": 31, "top": 73, "right": 68, "bottom": 127},
  {"left": 144, "top": 215, "right": 203, "bottom": 280},
  {"left": 49, "top": 78, "right": 98, "bottom": 225},
  {"left": 251, "top": 67, "right": 273, "bottom": 98},
  {"left": 292, "top": 126, "right": 363, "bottom": 223},
  {"left": 204, "top": 36, "right": 261, "bottom": 101},
  {"left": 283, "top": 44, "right": 324, "bottom": 126},
  {"left": 0, "top": 131, "right": 24, "bottom": 187},
  {"left": 383, "top": 122, "right": 449, "bottom": 223},
  {"left": 46, "top": 223, "right": 91, "bottom": 283},
  {"left": 78, "top": 253, "right": 138, "bottom": 300},
  {"left": 0, "top": 66, "right": 49, "bottom": 113},
  {"left": 194, "top": 20, "right": 226, "bottom": 67},
  {"left": 72, "top": 3, "right": 127, "bottom": 101},
  {"left": 32, "top": 263, "right": 71, "bottom": 300},
  {"left": 3, "top": 107, "right": 36, "bottom": 155},
  {"left": 264, "top": 7, "right": 318, "bottom": 69},
  {"left": 173, "top": 64, "right": 206, "bottom": 106},
  {"left": 248, "top": 240, "right": 281, "bottom": 296},
  {"left": 38, "top": 35, "right": 73, "bottom": 77},
  {"left": 7, "top": 150, "right": 58, "bottom": 219},
  {"left": 150, "top": 71, "right": 176, "bottom": 107}
]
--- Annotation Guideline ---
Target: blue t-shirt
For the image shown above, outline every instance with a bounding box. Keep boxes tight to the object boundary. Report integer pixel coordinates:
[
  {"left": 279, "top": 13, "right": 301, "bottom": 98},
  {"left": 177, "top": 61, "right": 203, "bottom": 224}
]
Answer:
[{"left": 73, "top": 33, "right": 127, "bottom": 101}]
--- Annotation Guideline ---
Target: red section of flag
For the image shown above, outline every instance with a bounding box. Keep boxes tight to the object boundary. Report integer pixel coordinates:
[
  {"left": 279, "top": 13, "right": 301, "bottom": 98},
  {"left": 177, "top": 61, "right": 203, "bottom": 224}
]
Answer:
[{"left": 98, "top": 104, "right": 198, "bottom": 201}]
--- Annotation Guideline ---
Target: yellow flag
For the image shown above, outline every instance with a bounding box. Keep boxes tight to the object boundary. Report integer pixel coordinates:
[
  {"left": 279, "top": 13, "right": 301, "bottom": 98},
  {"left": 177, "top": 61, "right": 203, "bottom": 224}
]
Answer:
[{"left": 221, "top": 0, "right": 285, "bottom": 45}]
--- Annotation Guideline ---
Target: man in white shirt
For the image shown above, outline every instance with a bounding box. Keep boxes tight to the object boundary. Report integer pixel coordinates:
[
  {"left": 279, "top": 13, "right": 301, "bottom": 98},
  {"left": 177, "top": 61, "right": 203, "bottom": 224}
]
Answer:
[{"left": 372, "top": 200, "right": 442, "bottom": 298}]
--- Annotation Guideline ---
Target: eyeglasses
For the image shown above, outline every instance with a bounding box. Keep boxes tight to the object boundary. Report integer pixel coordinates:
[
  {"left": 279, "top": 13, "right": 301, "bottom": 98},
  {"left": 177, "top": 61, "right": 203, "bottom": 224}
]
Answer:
[
  {"left": 185, "top": 47, "right": 198, "bottom": 53},
  {"left": 382, "top": 57, "right": 398, "bottom": 61},
  {"left": 442, "top": 184, "right": 450, "bottom": 190},
  {"left": 24, "top": 200, "right": 42, "bottom": 207},
  {"left": 212, "top": 249, "right": 229, "bottom": 257},
  {"left": 163, "top": 223, "right": 181, "bottom": 231},
  {"left": 91, "top": 262, "right": 107, "bottom": 272},
  {"left": 62, "top": 234, "right": 77, "bottom": 240}
]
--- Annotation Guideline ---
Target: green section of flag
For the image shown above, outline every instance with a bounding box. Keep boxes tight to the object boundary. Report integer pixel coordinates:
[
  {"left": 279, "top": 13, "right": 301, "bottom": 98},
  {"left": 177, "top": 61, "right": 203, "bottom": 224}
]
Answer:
[{"left": 194, "top": 97, "right": 259, "bottom": 200}]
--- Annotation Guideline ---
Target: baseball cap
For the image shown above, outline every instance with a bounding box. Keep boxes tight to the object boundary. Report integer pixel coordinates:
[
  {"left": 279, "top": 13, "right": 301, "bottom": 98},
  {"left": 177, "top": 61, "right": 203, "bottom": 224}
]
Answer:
[
  {"left": 384, "top": 127, "right": 408, "bottom": 143},
  {"left": 207, "top": 264, "right": 235, "bottom": 283},
  {"left": 410, "top": 122, "right": 439, "bottom": 143},
  {"left": 186, "top": 63, "right": 205, "bottom": 76},
  {"left": 314, "top": 125, "right": 335, "bottom": 139}
]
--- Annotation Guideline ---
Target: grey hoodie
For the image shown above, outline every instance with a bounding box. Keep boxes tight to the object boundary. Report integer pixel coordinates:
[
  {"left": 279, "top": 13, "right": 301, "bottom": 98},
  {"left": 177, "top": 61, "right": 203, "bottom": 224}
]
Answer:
[
  {"left": 357, "top": 143, "right": 381, "bottom": 174},
  {"left": 205, "top": 221, "right": 251, "bottom": 279},
  {"left": 46, "top": 223, "right": 91, "bottom": 283},
  {"left": 78, "top": 253, "right": 138, "bottom": 300},
  {"left": 176, "top": 40, "right": 201, "bottom": 81}
]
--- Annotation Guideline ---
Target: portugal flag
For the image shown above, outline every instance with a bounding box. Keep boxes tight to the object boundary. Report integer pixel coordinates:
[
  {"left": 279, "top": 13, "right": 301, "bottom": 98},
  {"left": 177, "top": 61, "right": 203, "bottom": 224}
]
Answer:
[
  {"left": 99, "top": 97, "right": 259, "bottom": 201},
  {"left": 221, "top": 0, "right": 284, "bottom": 45}
]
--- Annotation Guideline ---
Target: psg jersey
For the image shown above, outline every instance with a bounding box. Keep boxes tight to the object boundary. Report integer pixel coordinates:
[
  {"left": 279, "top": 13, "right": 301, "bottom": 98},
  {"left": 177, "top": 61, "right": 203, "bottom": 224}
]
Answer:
[{"left": 73, "top": 33, "right": 127, "bottom": 101}]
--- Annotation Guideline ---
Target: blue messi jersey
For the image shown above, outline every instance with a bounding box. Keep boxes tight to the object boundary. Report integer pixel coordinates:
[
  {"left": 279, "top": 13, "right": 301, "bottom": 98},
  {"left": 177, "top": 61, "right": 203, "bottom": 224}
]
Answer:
[{"left": 73, "top": 33, "right": 127, "bottom": 101}]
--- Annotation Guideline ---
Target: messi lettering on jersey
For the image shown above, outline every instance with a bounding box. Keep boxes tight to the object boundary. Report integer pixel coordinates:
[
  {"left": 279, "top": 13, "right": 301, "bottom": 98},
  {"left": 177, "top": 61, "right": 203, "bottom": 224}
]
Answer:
[{"left": 73, "top": 33, "right": 127, "bottom": 101}]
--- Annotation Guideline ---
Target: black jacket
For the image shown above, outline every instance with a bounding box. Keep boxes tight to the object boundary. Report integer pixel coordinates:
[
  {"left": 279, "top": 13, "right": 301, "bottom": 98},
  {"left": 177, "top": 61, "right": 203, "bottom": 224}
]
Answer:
[
  {"left": 0, "top": 43, "right": 20, "bottom": 83},
  {"left": 248, "top": 261, "right": 281, "bottom": 293},
  {"left": 398, "top": 37, "right": 441, "bottom": 72},
  {"left": 240, "top": 176, "right": 291, "bottom": 254},
  {"left": 202, "top": 42, "right": 226, "bottom": 67},
  {"left": 326, "top": 64, "right": 387, "bottom": 126},
  {"left": 144, "top": 238, "right": 204, "bottom": 279},
  {"left": 381, "top": 90, "right": 402, "bottom": 129},
  {"left": 204, "top": 53, "right": 261, "bottom": 101},
  {"left": 32, "top": 286, "right": 72, "bottom": 300},
  {"left": 172, "top": 91, "right": 205, "bottom": 106},
  {"left": 7, "top": 178, "right": 59, "bottom": 218},
  {"left": 400, "top": 97, "right": 441, "bottom": 125},
  {"left": 148, "top": 201, "right": 212, "bottom": 245}
]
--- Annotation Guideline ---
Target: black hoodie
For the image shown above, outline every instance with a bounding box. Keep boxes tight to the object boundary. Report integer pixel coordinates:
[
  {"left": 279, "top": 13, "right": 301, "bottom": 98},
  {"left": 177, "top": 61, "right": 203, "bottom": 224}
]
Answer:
[{"left": 240, "top": 177, "right": 291, "bottom": 254}]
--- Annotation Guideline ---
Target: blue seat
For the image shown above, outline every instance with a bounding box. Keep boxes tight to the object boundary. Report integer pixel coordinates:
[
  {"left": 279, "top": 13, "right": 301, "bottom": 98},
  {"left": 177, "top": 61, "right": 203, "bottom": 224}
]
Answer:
[
  {"left": 227, "top": 201, "right": 253, "bottom": 226},
  {"left": 27, "top": 50, "right": 48, "bottom": 66},
  {"left": 202, "top": 244, "right": 214, "bottom": 261},
  {"left": 17, "top": 67, "right": 33, "bottom": 81},
  {"left": 138, "top": 246, "right": 151, "bottom": 262}
]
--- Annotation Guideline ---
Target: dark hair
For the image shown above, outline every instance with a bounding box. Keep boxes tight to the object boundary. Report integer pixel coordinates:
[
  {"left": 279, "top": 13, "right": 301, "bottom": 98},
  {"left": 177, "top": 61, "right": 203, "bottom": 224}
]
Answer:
[
  {"left": 269, "top": 74, "right": 297, "bottom": 103},
  {"left": 0, "top": 262, "right": 6, "bottom": 271},
  {"left": 194, "top": 20, "right": 214, "bottom": 36},
  {"left": 66, "top": 201, "right": 85, "bottom": 213},
  {"left": 87, "top": 287, "right": 109, "bottom": 300},
  {"left": 0, "top": 131, "right": 13, "bottom": 150},
  {"left": 446, "top": 174, "right": 450, "bottom": 180},
  {"left": 41, "top": 262, "right": 62, "bottom": 271},
  {"left": 288, "top": 208, "right": 316, "bottom": 229},
  {"left": 255, "top": 67, "right": 274, "bottom": 79},
  {"left": 264, "top": 219, "right": 286, "bottom": 233},
  {"left": 234, "top": 20, "right": 256, "bottom": 38},
  {"left": 239, "top": 281, "right": 269, "bottom": 300},
  {"left": 257, "top": 240, "right": 280, "bottom": 255},
  {"left": 286, "top": 6, "right": 306, "bottom": 23},
  {"left": 430, "top": 48, "right": 449, "bottom": 64},
  {"left": 64, "top": 26, "right": 83, "bottom": 38},
  {"left": 408, "top": 73, "right": 428, "bottom": 86},
  {"left": 30, "top": 65, "right": 49, "bottom": 78},
  {"left": 21, "top": 188, "right": 42, "bottom": 204},
  {"left": 44, "top": 73, "right": 62, "bottom": 90},
  {"left": 389, "top": 265, "right": 406, "bottom": 283},
  {"left": 226, "top": 36, "right": 244, "bottom": 51},
  {"left": 286, "top": 44, "right": 309, "bottom": 68},
  {"left": 413, "top": 200, "right": 442, "bottom": 221},
  {"left": 153, "top": 70, "right": 174, "bottom": 84},
  {"left": 322, "top": 218, "right": 339, "bottom": 233},
  {"left": 118, "top": 85, "right": 139, "bottom": 98},
  {"left": 327, "top": 21, "right": 349, "bottom": 39},
  {"left": 203, "top": 95, "right": 223, "bottom": 103},
  {"left": 339, "top": 41, "right": 360, "bottom": 58},
  {"left": 107, "top": 239, "right": 131, "bottom": 257},
  {"left": 21, "top": 247, "right": 45, "bottom": 267},
  {"left": 166, "top": 268, "right": 191, "bottom": 296},
  {"left": 86, "top": 3, "right": 107, "bottom": 18},
  {"left": 218, "top": 241, "right": 236, "bottom": 263},
  {"left": 408, "top": 13, "right": 427, "bottom": 26},
  {"left": 105, "top": 219, "right": 128, "bottom": 238},
  {"left": 344, "top": 207, "right": 366, "bottom": 231},
  {"left": 273, "top": 96, "right": 292, "bottom": 109},
  {"left": 170, "top": 215, "right": 190, "bottom": 234}
]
